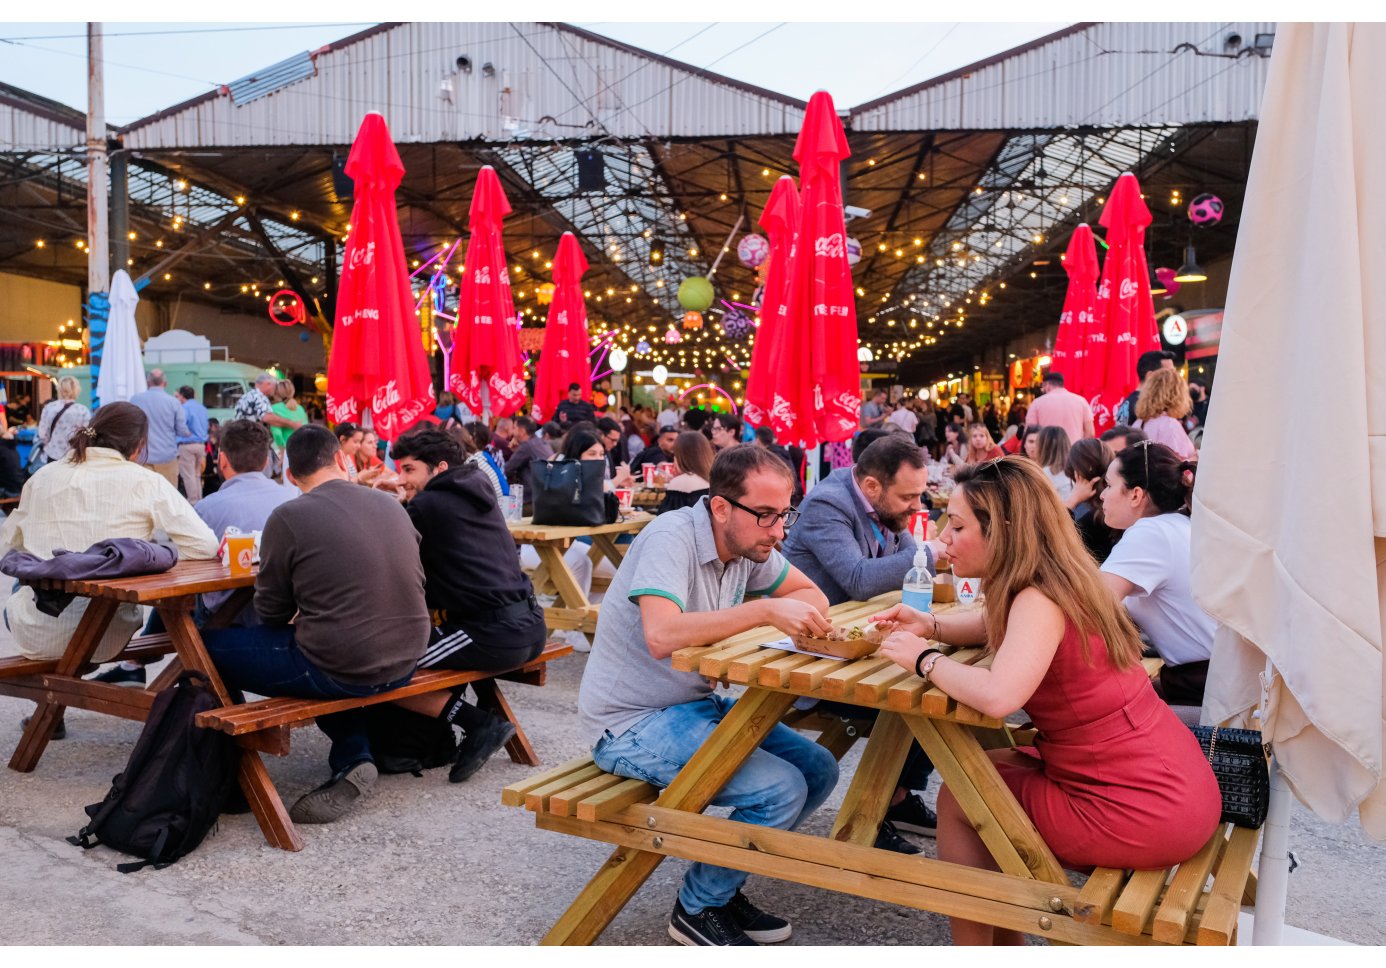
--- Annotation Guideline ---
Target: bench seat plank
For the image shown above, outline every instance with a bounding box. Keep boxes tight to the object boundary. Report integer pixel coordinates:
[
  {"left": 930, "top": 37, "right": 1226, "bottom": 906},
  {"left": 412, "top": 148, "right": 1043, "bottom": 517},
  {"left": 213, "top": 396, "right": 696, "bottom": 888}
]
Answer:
[
  {"left": 1197, "top": 825, "right": 1260, "bottom": 946},
  {"left": 1111, "top": 867, "right": 1172, "bottom": 936},
  {"left": 1153, "top": 824, "right": 1229, "bottom": 943}
]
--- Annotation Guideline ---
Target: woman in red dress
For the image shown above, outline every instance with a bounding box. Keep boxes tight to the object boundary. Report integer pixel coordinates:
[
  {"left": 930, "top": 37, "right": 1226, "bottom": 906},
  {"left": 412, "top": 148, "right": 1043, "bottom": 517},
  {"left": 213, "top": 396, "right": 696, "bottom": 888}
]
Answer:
[{"left": 875, "top": 456, "right": 1220, "bottom": 945}]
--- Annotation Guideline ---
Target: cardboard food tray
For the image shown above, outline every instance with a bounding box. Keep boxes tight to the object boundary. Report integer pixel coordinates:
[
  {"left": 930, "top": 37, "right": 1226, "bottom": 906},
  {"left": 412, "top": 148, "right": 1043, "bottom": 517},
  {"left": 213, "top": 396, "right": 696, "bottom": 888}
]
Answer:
[{"left": 790, "top": 633, "right": 878, "bottom": 660}]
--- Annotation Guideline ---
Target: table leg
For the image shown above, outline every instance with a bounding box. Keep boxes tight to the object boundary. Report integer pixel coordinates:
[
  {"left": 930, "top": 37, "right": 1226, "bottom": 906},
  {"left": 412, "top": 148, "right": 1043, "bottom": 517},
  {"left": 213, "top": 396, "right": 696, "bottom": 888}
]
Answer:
[
  {"left": 907, "top": 717, "right": 1066, "bottom": 884},
  {"left": 534, "top": 543, "right": 590, "bottom": 610},
  {"left": 830, "top": 710, "right": 914, "bottom": 846},
  {"left": 474, "top": 681, "right": 540, "bottom": 767},
  {"left": 159, "top": 604, "right": 303, "bottom": 852},
  {"left": 541, "top": 687, "right": 796, "bottom": 945},
  {"left": 588, "top": 533, "right": 627, "bottom": 571},
  {"left": 9, "top": 598, "right": 119, "bottom": 772}
]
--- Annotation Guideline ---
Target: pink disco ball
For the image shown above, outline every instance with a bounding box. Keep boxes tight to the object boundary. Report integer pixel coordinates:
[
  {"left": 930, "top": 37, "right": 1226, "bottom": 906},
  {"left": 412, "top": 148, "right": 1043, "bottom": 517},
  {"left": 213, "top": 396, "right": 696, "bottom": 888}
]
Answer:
[
  {"left": 1188, "top": 193, "right": 1224, "bottom": 227},
  {"left": 736, "top": 233, "right": 770, "bottom": 268}
]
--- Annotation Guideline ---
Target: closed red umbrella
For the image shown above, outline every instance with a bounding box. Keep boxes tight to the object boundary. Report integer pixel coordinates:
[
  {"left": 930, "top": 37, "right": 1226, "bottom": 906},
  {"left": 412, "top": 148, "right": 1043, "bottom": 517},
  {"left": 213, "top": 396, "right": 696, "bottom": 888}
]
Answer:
[
  {"left": 742, "top": 175, "right": 804, "bottom": 435},
  {"left": 1089, "top": 172, "right": 1161, "bottom": 434},
  {"left": 326, "top": 112, "right": 434, "bottom": 441},
  {"left": 791, "top": 91, "right": 861, "bottom": 445},
  {"left": 1052, "top": 223, "right": 1101, "bottom": 400},
  {"left": 533, "top": 232, "right": 591, "bottom": 423},
  {"left": 450, "top": 165, "right": 527, "bottom": 418}
]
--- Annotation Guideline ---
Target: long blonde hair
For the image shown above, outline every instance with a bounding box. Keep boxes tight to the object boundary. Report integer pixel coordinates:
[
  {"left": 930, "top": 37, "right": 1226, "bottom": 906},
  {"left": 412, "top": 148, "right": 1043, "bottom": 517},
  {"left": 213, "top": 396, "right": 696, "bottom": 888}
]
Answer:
[
  {"left": 952, "top": 456, "right": 1142, "bottom": 669},
  {"left": 964, "top": 422, "right": 998, "bottom": 463}
]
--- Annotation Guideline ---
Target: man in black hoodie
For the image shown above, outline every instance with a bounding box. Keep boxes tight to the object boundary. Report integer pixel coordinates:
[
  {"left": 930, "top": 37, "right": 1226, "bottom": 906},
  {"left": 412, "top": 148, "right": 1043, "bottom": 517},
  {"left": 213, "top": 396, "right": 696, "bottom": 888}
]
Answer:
[{"left": 390, "top": 427, "right": 548, "bottom": 782}]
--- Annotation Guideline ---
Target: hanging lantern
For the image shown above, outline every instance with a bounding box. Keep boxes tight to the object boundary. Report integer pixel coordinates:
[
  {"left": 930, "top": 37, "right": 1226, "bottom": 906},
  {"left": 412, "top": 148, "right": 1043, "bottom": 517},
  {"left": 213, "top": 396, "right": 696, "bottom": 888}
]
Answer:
[
  {"left": 536, "top": 282, "right": 556, "bottom": 305},
  {"left": 635, "top": 339, "right": 651, "bottom": 355},
  {"left": 736, "top": 233, "right": 770, "bottom": 268},
  {"left": 314, "top": 372, "right": 328, "bottom": 393},
  {"left": 722, "top": 308, "right": 754, "bottom": 340},
  {"left": 665, "top": 326, "right": 683, "bottom": 344},
  {"left": 678, "top": 276, "right": 715, "bottom": 312},
  {"left": 682, "top": 310, "right": 703, "bottom": 330},
  {"left": 1187, "top": 193, "right": 1224, "bottom": 227},
  {"left": 846, "top": 236, "right": 862, "bottom": 266}
]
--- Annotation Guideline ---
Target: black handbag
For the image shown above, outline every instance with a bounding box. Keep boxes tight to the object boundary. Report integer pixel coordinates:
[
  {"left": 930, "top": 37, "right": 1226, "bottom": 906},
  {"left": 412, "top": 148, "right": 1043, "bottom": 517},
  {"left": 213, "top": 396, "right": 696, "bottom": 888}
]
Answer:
[
  {"left": 530, "top": 458, "right": 613, "bottom": 527},
  {"left": 1189, "top": 725, "right": 1271, "bottom": 828}
]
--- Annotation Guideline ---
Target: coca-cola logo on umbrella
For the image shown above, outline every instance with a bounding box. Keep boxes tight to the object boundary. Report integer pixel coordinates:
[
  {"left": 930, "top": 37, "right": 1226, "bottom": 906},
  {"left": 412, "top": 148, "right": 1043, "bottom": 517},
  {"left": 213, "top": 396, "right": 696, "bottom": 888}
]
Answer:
[
  {"left": 814, "top": 234, "right": 845, "bottom": 259},
  {"left": 348, "top": 241, "right": 376, "bottom": 269}
]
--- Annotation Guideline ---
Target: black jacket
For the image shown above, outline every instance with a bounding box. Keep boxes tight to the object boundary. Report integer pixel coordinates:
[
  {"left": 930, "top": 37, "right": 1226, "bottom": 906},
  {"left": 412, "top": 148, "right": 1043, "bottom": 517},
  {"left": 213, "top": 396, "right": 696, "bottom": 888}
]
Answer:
[
  {"left": 405, "top": 464, "right": 533, "bottom": 616},
  {"left": 555, "top": 398, "right": 596, "bottom": 426},
  {"left": 630, "top": 443, "right": 672, "bottom": 472}
]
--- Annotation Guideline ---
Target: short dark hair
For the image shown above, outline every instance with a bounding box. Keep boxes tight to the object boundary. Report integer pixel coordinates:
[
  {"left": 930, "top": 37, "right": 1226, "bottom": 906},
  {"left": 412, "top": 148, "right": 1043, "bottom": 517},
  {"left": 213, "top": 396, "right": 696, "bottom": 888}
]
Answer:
[
  {"left": 852, "top": 427, "right": 893, "bottom": 462},
  {"left": 712, "top": 413, "right": 742, "bottom": 437},
  {"left": 854, "top": 435, "right": 926, "bottom": 488},
  {"left": 708, "top": 443, "right": 794, "bottom": 503},
  {"left": 1043, "top": 372, "right": 1065, "bottom": 386},
  {"left": 286, "top": 424, "right": 341, "bottom": 479},
  {"left": 541, "top": 421, "right": 561, "bottom": 439},
  {"left": 514, "top": 416, "right": 538, "bottom": 436},
  {"left": 596, "top": 416, "right": 621, "bottom": 436},
  {"left": 658, "top": 425, "right": 678, "bottom": 439},
  {"left": 1101, "top": 424, "right": 1148, "bottom": 446},
  {"left": 465, "top": 420, "right": 491, "bottom": 449},
  {"left": 218, "top": 419, "right": 272, "bottom": 474},
  {"left": 754, "top": 425, "right": 776, "bottom": 447},
  {"left": 682, "top": 408, "right": 709, "bottom": 432},
  {"left": 1136, "top": 350, "right": 1175, "bottom": 381},
  {"left": 392, "top": 427, "right": 463, "bottom": 470},
  {"left": 178, "top": 385, "right": 195, "bottom": 400},
  {"left": 568, "top": 382, "right": 581, "bottom": 392},
  {"left": 561, "top": 426, "right": 604, "bottom": 462}
]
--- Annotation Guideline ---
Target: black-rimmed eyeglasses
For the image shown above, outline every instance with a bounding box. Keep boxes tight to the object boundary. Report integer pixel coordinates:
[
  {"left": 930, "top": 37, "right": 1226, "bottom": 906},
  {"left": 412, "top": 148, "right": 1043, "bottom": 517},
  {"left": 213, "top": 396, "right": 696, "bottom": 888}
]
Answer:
[{"left": 722, "top": 496, "right": 800, "bottom": 529}]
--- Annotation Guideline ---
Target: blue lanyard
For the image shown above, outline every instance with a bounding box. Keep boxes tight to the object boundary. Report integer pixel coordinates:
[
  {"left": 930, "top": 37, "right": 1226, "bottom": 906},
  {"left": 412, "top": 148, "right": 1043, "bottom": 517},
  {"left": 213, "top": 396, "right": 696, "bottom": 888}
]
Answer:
[{"left": 869, "top": 520, "right": 888, "bottom": 556}]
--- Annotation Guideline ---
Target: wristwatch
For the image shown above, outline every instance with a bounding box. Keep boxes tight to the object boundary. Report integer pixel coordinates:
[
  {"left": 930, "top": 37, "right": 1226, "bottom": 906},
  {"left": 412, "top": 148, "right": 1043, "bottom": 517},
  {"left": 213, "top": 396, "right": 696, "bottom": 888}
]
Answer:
[
  {"left": 914, "top": 647, "right": 943, "bottom": 680},
  {"left": 919, "top": 651, "right": 945, "bottom": 684}
]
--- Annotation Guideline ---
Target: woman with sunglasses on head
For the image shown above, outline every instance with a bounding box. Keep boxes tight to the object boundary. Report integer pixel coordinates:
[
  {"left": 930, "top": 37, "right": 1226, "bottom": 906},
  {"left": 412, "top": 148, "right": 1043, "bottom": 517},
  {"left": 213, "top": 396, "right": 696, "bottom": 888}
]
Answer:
[
  {"left": 870, "top": 456, "right": 1220, "bottom": 945},
  {"left": 1098, "top": 441, "right": 1215, "bottom": 706}
]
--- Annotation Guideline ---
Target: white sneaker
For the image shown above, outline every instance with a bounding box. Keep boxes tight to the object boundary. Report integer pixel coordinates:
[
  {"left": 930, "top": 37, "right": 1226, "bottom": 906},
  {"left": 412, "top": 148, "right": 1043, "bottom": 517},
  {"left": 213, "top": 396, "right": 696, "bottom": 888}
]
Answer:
[{"left": 558, "top": 629, "right": 592, "bottom": 653}]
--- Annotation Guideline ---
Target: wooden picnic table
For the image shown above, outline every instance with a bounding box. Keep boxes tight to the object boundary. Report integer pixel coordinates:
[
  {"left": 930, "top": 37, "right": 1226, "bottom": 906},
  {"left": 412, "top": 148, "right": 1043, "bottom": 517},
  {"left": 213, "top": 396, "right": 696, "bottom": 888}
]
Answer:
[
  {"left": 508, "top": 591, "right": 1256, "bottom": 945},
  {"left": 3, "top": 559, "right": 308, "bottom": 846},
  {"left": 509, "top": 512, "right": 655, "bottom": 639}
]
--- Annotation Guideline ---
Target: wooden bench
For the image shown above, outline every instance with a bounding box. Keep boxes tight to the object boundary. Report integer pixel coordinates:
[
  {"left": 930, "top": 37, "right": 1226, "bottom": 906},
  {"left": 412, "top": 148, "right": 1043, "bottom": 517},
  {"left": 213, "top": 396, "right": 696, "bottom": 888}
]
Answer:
[
  {"left": 196, "top": 641, "right": 572, "bottom": 765},
  {"left": 0, "top": 633, "right": 177, "bottom": 705}
]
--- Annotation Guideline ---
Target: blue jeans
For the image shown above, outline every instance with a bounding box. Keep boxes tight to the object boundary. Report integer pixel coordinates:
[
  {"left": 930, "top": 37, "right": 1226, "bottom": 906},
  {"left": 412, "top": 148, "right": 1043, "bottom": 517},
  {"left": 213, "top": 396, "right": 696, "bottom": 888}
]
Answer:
[
  {"left": 593, "top": 693, "right": 839, "bottom": 913},
  {"left": 202, "top": 624, "right": 411, "bottom": 775}
]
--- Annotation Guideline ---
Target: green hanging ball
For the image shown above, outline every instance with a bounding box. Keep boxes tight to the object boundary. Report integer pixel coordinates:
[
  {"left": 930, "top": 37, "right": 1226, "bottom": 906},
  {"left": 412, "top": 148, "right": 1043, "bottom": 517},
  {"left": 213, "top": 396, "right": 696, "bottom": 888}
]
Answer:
[{"left": 678, "top": 276, "right": 715, "bottom": 312}]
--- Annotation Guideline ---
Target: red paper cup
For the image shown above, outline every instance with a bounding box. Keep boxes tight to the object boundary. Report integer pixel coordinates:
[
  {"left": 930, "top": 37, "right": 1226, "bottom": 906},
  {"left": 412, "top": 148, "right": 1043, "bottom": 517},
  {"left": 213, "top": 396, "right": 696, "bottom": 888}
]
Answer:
[
  {"left": 642, "top": 464, "right": 656, "bottom": 487},
  {"left": 615, "top": 487, "right": 633, "bottom": 510}
]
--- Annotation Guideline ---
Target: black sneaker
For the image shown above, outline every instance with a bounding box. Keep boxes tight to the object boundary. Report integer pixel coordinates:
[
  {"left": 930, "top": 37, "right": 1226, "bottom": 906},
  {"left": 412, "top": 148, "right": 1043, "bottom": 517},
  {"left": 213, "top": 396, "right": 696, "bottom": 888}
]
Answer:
[
  {"left": 724, "top": 891, "right": 792, "bottom": 943},
  {"left": 448, "top": 714, "right": 517, "bottom": 783},
  {"left": 88, "top": 663, "right": 147, "bottom": 687},
  {"left": 875, "top": 819, "right": 922, "bottom": 854},
  {"left": 885, "top": 792, "right": 938, "bottom": 837},
  {"left": 20, "top": 714, "right": 66, "bottom": 740},
  {"left": 668, "top": 899, "right": 756, "bottom": 946}
]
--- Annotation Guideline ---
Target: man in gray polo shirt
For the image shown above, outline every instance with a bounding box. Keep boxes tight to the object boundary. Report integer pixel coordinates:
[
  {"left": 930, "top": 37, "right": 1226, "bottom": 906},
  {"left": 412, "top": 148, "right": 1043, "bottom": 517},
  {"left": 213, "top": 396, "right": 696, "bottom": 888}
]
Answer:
[{"left": 578, "top": 444, "right": 839, "bottom": 947}]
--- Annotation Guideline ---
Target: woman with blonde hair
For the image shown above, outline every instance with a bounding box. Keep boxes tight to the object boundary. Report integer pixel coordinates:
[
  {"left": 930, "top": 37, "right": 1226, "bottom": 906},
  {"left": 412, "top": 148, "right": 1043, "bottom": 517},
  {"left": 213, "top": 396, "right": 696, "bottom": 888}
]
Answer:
[
  {"left": 871, "top": 456, "right": 1220, "bottom": 944},
  {"left": 34, "top": 375, "right": 90, "bottom": 466},
  {"left": 269, "top": 379, "right": 308, "bottom": 477},
  {"left": 1033, "top": 425, "right": 1074, "bottom": 500},
  {"left": 963, "top": 422, "right": 1004, "bottom": 464},
  {"left": 1133, "top": 367, "right": 1197, "bottom": 460}
]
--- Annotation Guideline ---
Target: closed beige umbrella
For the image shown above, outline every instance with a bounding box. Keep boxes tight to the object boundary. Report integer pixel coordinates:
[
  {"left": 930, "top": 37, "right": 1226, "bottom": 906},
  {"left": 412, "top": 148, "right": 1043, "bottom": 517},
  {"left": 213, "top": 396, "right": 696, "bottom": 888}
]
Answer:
[{"left": 1193, "top": 21, "right": 1385, "bottom": 848}]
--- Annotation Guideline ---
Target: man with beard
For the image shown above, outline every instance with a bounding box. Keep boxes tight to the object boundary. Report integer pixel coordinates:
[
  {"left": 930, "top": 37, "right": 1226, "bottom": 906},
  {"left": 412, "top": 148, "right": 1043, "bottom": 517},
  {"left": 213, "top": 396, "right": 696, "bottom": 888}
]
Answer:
[
  {"left": 577, "top": 444, "right": 839, "bottom": 946},
  {"left": 782, "top": 434, "right": 945, "bottom": 855}
]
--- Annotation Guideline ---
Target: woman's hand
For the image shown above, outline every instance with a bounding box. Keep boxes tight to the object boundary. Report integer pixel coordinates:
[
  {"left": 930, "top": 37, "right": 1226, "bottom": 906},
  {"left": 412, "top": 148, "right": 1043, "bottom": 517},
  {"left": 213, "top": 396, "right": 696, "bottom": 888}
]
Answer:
[
  {"left": 868, "top": 603, "right": 931, "bottom": 637},
  {"left": 879, "top": 629, "right": 929, "bottom": 674},
  {"left": 1067, "top": 475, "right": 1098, "bottom": 507}
]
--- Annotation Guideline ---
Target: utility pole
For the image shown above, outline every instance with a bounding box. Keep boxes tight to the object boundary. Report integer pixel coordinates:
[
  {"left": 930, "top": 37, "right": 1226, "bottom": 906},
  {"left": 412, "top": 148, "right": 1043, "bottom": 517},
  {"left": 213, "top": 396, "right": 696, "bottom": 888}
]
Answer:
[{"left": 86, "top": 22, "right": 111, "bottom": 406}]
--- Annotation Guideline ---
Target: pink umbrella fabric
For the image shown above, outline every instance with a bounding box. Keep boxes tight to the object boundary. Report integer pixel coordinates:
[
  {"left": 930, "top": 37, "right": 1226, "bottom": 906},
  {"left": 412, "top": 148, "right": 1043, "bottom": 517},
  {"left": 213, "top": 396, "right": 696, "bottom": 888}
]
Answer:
[
  {"left": 532, "top": 232, "right": 592, "bottom": 423},
  {"left": 790, "top": 91, "right": 861, "bottom": 445},
  {"left": 1052, "top": 224, "right": 1101, "bottom": 401},
  {"left": 742, "top": 175, "right": 806, "bottom": 438},
  {"left": 450, "top": 165, "right": 527, "bottom": 418},
  {"left": 326, "top": 112, "right": 434, "bottom": 441},
  {"left": 1089, "top": 172, "right": 1161, "bottom": 434}
]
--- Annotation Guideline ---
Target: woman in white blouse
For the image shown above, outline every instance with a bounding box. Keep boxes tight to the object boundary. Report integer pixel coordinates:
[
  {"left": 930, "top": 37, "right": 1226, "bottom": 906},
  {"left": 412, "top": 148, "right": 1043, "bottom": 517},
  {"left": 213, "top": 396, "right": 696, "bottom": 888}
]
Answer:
[
  {"left": 34, "top": 375, "right": 90, "bottom": 465},
  {"left": 1098, "top": 440, "right": 1215, "bottom": 705},
  {"left": 2, "top": 402, "right": 219, "bottom": 663}
]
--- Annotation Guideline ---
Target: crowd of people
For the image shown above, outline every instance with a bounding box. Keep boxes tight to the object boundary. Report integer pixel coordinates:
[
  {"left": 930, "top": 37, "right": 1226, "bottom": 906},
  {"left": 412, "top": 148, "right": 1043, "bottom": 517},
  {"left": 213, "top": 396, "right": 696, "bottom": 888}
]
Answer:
[{"left": 0, "top": 352, "right": 1221, "bottom": 946}]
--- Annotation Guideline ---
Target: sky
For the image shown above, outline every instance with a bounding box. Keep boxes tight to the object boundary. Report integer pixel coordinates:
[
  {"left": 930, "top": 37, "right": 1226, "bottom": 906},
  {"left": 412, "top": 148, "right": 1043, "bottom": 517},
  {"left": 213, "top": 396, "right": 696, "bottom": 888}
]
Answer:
[{"left": 0, "top": 19, "right": 1070, "bottom": 125}]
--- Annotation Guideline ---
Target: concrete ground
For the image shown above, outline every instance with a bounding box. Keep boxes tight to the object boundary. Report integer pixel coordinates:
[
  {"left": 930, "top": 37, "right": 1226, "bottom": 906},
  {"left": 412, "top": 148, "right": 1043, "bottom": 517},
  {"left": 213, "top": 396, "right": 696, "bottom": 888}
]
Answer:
[{"left": 2, "top": 639, "right": 1383, "bottom": 945}]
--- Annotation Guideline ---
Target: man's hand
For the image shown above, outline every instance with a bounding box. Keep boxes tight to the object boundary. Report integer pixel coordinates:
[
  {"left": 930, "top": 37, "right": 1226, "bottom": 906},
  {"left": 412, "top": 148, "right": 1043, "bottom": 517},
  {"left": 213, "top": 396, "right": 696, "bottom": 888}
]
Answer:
[{"left": 761, "top": 597, "right": 833, "bottom": 638}]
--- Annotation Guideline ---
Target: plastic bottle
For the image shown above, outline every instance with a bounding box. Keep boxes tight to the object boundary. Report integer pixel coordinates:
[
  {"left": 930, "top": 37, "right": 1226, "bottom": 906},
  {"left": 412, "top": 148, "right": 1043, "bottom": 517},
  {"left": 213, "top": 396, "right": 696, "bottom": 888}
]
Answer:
[{"left": 901, "top": 547, "right": 934, "bottom": 613}]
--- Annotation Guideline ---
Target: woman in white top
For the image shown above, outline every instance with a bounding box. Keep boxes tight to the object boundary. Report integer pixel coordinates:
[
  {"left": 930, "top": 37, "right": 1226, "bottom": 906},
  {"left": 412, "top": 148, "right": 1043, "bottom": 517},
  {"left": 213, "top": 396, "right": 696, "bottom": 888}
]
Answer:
[
  {"left": 1034, "top": 425, "right": 1074, "bottom": 501},
  {"left": 1099, "top": 440, "right": 1215, "bottom": 705},
  {"left": 1133, "top": 368, "right": 1197, "bottom": 461},
  {"left": 1, "top": 402, "right": 219, "bottom": 662},
  {"left": 35, "top": 375, "right": 91, "bottom": 465}
]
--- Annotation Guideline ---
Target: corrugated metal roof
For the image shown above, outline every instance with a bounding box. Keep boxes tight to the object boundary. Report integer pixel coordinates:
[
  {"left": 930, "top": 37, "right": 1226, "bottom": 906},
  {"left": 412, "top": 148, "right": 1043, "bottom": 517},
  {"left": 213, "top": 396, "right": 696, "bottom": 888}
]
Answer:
[
  {"left": 120, "top": 22, "right": 807, "bottom": 150},
  {"left": 0, "top": 81, "right": 86, "bottom": 151},
  {"left": 226, "top": 51, "right": 318, "bottom": 106},
  {"left": 851, "top": 22, "right": 1274, "bottom": 131}
]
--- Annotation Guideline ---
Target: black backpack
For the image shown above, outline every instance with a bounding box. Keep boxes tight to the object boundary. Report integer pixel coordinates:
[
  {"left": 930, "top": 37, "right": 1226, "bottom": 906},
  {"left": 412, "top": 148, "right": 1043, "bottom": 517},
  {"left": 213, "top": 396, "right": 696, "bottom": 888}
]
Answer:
[
  {"left": 366, "top": 704, "right": 459, "bottom": 776},
  {"left": 68, "top": 671, "right": 238, "bottom": 873}
]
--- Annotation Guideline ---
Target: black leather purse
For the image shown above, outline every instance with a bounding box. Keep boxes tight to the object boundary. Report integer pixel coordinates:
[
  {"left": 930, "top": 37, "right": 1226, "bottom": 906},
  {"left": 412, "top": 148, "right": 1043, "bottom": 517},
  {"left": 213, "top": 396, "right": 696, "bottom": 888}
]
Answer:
[
  {"left": 1189, "top": 725, "right": 1271, "bottom": 828},
  {"left": 530, "top": 458, "right": 614, "bottom": 527}
]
